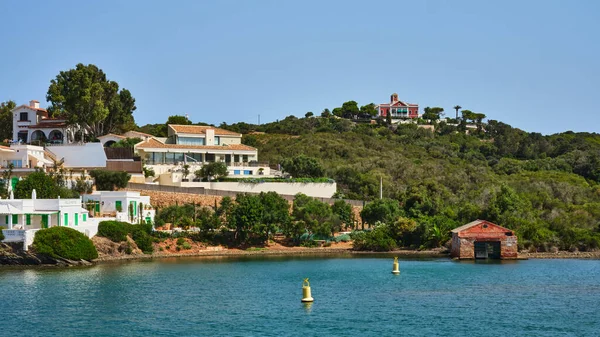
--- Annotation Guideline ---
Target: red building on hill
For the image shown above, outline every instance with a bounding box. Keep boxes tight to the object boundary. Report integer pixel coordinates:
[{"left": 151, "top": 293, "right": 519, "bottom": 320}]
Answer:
[{"left": 377, "top": 93, "right": 419, "bottom": 119}]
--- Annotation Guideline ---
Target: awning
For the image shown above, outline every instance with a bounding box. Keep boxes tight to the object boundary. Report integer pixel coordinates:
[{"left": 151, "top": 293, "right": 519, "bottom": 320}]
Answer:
[{"left": 28, "top": 154, "right": 53, "bottom": 165}]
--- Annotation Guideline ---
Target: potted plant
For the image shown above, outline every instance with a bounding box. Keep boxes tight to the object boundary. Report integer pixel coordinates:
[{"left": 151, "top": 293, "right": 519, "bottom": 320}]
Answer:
[{"left": 182, "top": 164, "right": 190, "bottom": 182}]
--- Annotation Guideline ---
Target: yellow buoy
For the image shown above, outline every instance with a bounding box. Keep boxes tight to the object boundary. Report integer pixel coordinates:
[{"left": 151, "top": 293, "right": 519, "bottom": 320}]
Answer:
[
  {"left": 301, "top": 278, "right": 314, "bottom": 302},
  {"left": 392, "top": 257, "right": 400, "bottom": 274}
]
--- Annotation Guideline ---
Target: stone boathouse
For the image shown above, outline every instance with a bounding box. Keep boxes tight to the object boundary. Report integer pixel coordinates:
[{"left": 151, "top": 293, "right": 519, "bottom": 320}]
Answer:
[{"left": 450, "top": 220, "right": 518, "bottom": 259}]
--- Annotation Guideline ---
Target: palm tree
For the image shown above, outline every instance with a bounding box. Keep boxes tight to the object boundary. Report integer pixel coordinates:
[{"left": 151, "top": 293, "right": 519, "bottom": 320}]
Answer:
[{"left": 453, "top": 105, "right": 462, "bottom": 120}]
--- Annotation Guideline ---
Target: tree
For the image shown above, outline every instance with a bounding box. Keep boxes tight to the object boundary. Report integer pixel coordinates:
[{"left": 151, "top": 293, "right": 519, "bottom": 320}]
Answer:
[
  {"left": 182, "top": 164, "right": 190, "bottom": 181},
  {"left": 110, "top": 137, "right": 142, "bottom": 148},
  {"left": 15, "top": 171, "right": 59, "bottom": 199},
  {"left": 46, "top": 63, "right": 136, "bottom": 138},
  {"left": 196, "top": 162, "right": 228, "bottom": 181},
  {"left": 340, "top": 101, "right": 359, "bottom": 119},
  {"left": 305, "top": 112, "right": 314, "bottom": 118},
  {"left": 360, "top": 198, "right": 402, "bottom": 226},
  {"left": 0, "top": 100, "right": 16, "bottom": 141},
  {"left": 292, "top": 196, "right": 337, "bottom": 237},
  {"left": 359, "top": 103, "right": 378, "bottom": 117},
  {"left": 321, "top": 109, "right": 331, "bottom": 118},
  {"left": 166, "top": 115, "right": 192, "bottom": 125},
  {"left": 453, "top": 105, "right": 462, "bottom": 119},
  {"left": 422, "top": 107, "right": 444, "bottom": 122},
  {"left": 461, "top": 110, "right": 476, "bottom": 123},
  {"left": 89, "top": 170, "right": 131, "bottom": 191},
  {"left": 332, "top": 199, "right": 354, "bottom": 229},
  {"left": 332, "top": 107, "right": 343, "bottom": 117},
  {"left": 258, "top": 192, "right": 290, "bottom": 243},
  {"left": 229, "top": 193, "right": 264, "bottom": 243},
  {"left": 280, "top": 155, "right": 324, "bottom": 178},
  {"left": 143, "top": 166, "right": 155, "bottom": 178}
]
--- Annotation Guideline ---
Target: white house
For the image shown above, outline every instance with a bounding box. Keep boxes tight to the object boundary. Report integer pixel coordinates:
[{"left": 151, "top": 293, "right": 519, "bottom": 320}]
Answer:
[
  {"left": 0, "top": 144, "right": 52, "bottom": 171},
  {"left": 11, "top": 100, "right": 80, "bottom": 145},
  {"left": 82, "top": 191, "right": 155, "bottom": 224},
  {"left": 0, "top": 194, "right": 94, "bottom": 250},
  {"left": 135, "top": 124, "right": 270, "bottom": 180}
]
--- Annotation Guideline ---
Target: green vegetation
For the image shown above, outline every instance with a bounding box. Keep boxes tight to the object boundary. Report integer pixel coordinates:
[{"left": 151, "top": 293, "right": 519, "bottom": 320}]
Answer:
[
  {"left": 281, "top": 155, "right": 325, "bottom": 178},
  {"left": 97, "top": 221, "right": 154, "bottom": 254},
  {"left": 110, "top": 137, "right": 142, "bottom": 148},
  {"left": 33, "top": 227, "right": 98, "bottom": 261},
  {"left": 0, "top": 100, "right": 16, "bottom": 142},
  {"left": 14, "top": 170, "right": 79, "bottom": 199},
  {"left": 154, "top": 193, "right": 354, "bottom": 246},
  {"left": 46, "top": 63, "right": 136, "bottom": 138},
  {"left": 89, "top": 170, "right": 131, "bottom": 191},
  {"left": 212, "top": 115, "right": 600, "bottom": 252},
  {"left": 195, "top": 162, "right": 228, "bottom": 181}
]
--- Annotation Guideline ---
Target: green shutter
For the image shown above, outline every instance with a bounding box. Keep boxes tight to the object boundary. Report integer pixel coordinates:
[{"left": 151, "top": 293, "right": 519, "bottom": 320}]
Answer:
[
  {"left": 116, "top": 200, "right": 122, "bottom": 211},
  {"left": 133, "top": 201, "right": 137, "bottom": 216},
  {"left": 41, "top": 215, "right": 48, "bottom": 229},
  {"left": 26, "top": 214, "right": 31, "bottom": 225},
  {"left": 74, "top": 213, "right": 78, "bottom": 226},
  {"left": 64, "top": 213, "right": 68, "bottom": 226},
  {"left": 83, "top": 213, "right": 87, "bottom": 221},
  {"left": 12, "top": 214, "right": 18, "bottom": 225},
  {"left": 4, "top": 215, "right": 7, "bottom": 225}
]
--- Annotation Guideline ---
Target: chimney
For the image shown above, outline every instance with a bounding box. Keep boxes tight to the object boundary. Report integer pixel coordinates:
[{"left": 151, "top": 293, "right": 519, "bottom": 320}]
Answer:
[
  {"left": 205, "top": 129, "right": 215, "bottom": 145},
  {"left": 29, "top": 100, "right": 40, "bottom": 109},
  {"left": 390, "top": 93, "right": 398, "bottom": 104}
]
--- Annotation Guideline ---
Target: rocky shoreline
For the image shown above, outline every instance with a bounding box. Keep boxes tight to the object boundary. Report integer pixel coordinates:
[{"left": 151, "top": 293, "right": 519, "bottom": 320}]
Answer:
[{"left": 3, "top": 243, "right": 600, "bottom": 268}]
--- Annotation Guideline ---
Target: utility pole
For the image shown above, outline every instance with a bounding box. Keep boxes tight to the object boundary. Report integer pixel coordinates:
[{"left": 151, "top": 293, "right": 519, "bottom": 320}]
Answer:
[
  {"left": 258, "top": 114, "right": 261, "bottom": 125},
  {"left": 380, "top": 176, "right": 383, "bottom": 199}
]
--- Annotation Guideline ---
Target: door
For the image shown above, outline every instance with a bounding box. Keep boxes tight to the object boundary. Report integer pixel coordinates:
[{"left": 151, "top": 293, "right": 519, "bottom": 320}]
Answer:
[
  {"left": 474, "top": 241, "right": 501, "bottom": 259},
  {"left": 95, "top": 202, "right": 100, "bottom": 213},
  {"left": 41, "top": 215, "right": 49, "bottom": 229}
]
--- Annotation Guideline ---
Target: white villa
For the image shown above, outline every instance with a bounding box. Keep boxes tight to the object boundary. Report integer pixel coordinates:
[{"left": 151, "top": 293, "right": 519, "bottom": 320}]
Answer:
[
  {"left": 135, "top": 124, "right": 270, "bottom": 179},
  {"left": 82, "top": 191, "right": 155, "bottom": 224},
  {"left": 11, "top": 100, "right": 80, "bottom": 145},
  {"left": 1, "top": 191, "right": 155, "bottom": 250},
  {"left": 0, "top": 194, "right": 94, "bottom": 250}
]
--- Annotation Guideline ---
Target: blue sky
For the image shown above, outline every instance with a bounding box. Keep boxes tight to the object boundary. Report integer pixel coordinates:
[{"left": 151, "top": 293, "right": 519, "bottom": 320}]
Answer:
[{"left": 1, "top": 0, "right": 598, "bottom": 134}]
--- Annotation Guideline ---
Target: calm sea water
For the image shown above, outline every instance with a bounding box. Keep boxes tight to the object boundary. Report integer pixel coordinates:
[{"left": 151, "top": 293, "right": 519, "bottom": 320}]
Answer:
[{"left": 1, "top": 256, "right": 599, "bottom": 336}]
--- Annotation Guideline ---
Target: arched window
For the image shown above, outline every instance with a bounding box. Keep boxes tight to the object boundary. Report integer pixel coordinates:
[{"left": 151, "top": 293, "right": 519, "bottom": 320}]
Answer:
[
  {"left": 48, "top": 130, "right": 64, "bottom": 144},
  {"left": 31, "top": 130, "right": 47, "bottom": 142}
]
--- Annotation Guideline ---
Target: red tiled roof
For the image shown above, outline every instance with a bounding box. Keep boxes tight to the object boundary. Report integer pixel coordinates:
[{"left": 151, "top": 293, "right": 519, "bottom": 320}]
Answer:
[
  {"left": 12, "top": 104, "right": 47, "bottom": 113},
  {"left": 27, "top": 122, "right": 67, "bottom": 128},
  {"left": 169, "top": 124, "right": 241, "bottom": 136},
  {"left": 136, "top": 138, "right": 256, "bottom": 151}
]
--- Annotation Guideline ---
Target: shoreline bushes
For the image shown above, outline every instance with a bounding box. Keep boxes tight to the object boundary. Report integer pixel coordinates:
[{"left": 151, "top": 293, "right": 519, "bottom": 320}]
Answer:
[{"left": 33, "top": 227, "right": 98, "bottom": 261}]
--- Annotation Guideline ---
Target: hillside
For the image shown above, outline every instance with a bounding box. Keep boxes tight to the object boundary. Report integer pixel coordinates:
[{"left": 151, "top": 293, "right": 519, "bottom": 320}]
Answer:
[{"left": 219, "top": 116, "right": 600, "bottom": 251}]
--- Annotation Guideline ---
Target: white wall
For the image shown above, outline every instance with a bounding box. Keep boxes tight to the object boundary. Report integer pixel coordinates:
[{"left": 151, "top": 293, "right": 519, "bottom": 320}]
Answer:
[{"left": 177, "top": 181, "right": 337, "bottom": 198}]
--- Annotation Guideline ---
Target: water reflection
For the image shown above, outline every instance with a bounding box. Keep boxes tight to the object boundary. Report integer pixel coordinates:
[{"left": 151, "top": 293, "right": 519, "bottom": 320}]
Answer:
[{"left": 302, "top": 302, "right": 313, "bottom": 313}]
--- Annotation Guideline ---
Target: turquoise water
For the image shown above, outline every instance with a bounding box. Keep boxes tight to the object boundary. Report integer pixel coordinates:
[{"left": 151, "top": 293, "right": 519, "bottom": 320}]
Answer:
[{"left": 1, "top": 256, "right": 599, "bottom": 336}]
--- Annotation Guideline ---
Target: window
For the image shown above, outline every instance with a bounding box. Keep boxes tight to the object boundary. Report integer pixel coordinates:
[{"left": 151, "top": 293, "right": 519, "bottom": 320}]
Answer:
[
  {"left": 153, "top": 152, "right": 165, "bottom": 164},
  {"left": 19, "top": 112, "right": 28, "bottom": 121},
  {"left": 26, "top": 214, "right": 31, "bottom": 225},
  {"left": 83, "top": 213, "right": 87, "bottom": 222},
  {"left": 243, "top": 170, "right": 252, "bottom": 175},
  {"left": 214, "top": 136, "right": 220, "bottom": 145},
  {"left": 242, "top": 155, "right": 248, "bottom": 162},
  {"left": 63, "top": 213, "right": 68, "bottom": 226},
  {"left": 75, "top": 213, "right": 79, "bottom": 226},
  {"left": 10, "top": 160, "right": 23, "bottom": 168},
  {"left": 165, "top": 153, "right": 175, "bottom": 164},
  {"left": 205, "top": 154, "right": 215, "bottom": 162},
  {"left": 12, "top": 214, "right": 18, "bottom": 225},
  {"left": 174, "top": 152, "right": 184, "bottom": 164},
  {"left": 234, "top": 170, "right": 240, "bottom": 175}
]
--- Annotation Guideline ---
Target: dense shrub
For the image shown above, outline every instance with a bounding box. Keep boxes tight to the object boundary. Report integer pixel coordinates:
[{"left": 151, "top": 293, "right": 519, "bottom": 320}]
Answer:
[
  {"left": 351, "top": 226, "right": 397, "bottom": 251},
  {"left": 89, "top": 170, "right": 131, "bottom": 191},
  {"left": 98, "top": 221, "right": 129, "bottom": 242},
  {"left": 33, "top": 227, "right": 98, "bottom": 260},
  {"left": 0, "top": 226, "right": 4, "bottom": 241},
  {"left": 97, "top": 220, "right": 154, "bottom": 254}
]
